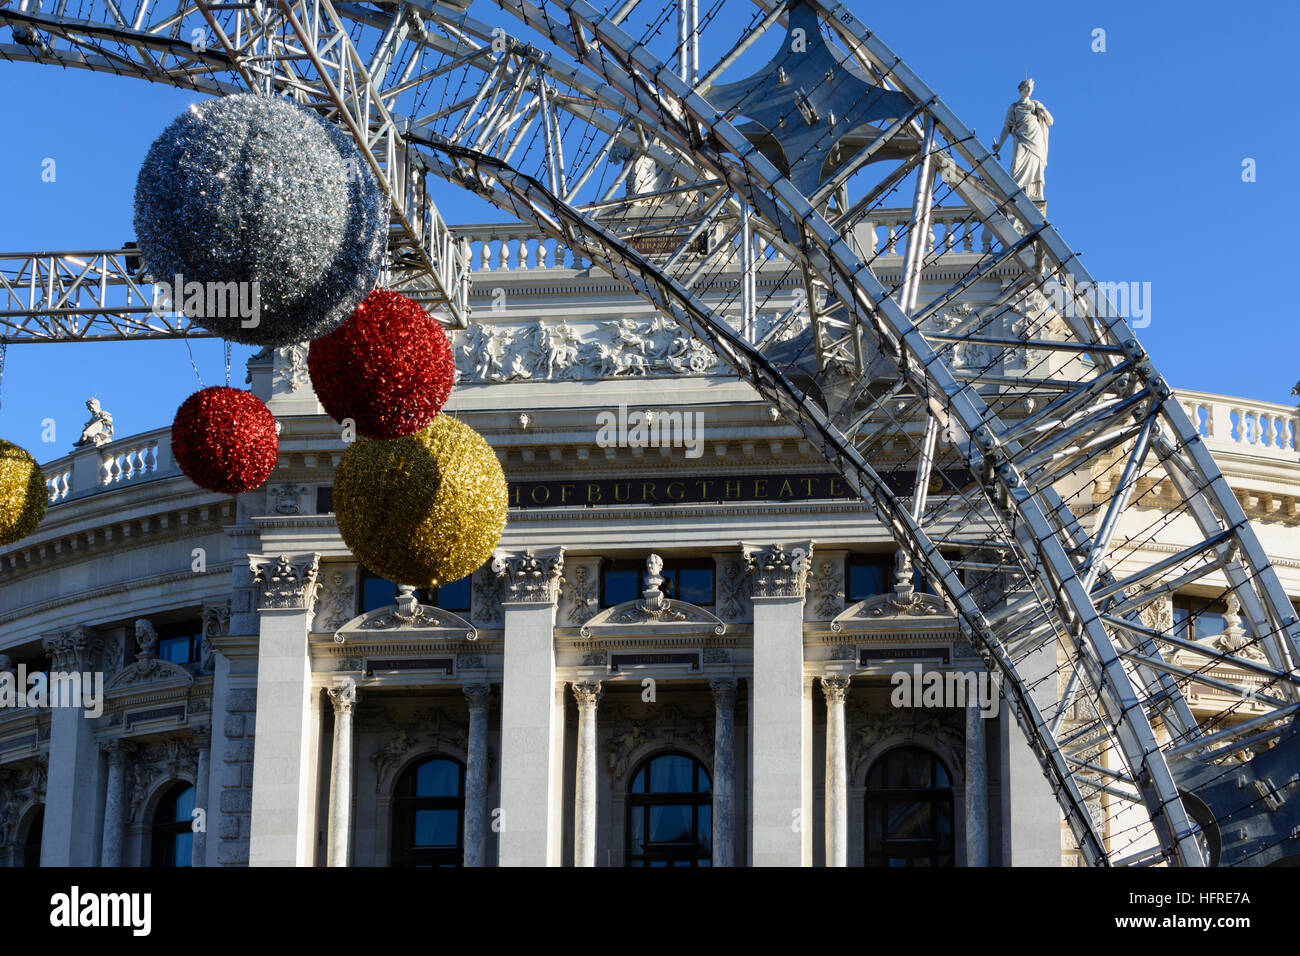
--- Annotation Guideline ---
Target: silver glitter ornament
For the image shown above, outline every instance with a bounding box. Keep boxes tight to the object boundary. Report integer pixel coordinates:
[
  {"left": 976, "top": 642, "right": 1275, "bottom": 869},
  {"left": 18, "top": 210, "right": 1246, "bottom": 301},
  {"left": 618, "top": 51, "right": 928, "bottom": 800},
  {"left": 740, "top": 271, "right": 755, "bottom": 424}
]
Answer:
[{"left": 134, "top": 94, "right": 387, "bottom": 346}]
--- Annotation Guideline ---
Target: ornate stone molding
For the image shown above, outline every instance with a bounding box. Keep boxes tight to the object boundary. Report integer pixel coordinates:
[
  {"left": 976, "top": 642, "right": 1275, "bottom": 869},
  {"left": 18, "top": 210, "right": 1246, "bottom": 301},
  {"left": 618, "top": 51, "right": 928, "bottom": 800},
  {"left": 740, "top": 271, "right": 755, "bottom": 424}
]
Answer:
[
  {"left": 709, "top": 678, "right": 738, "bottom": 707},
  {"left": 820, "top": 675, "right": 851, "bottom": 704},
  {"left": 314, "top": 566, "right": 357, "bottom": 633},
  {"left": 572, "top": 680, "right": 603, "bottom": 709},
  {"left": 715, "top": 557, "right": 752, "bottom": 622},
  {"left": 41, "top": 626, "right": 101, "bottom": 671},
  {"left": 248, "top": 553, "right": 321, "bottom": 612},
  {"left": 604, "top": 703, "right": 712, "bottom": 781},
  {"left": 128, "top": 735, "right": 198, "bottom": 822},
  {"left": 491, "top": 548, "right": 565, "bottom": 605},
  {"left": 578, "top": 556, "right": 726, "bottom": 637},
  {"left": 367, "top": 706, "right": 469, "bottom": 792},
  {"left": 463, "top": 684, "right": 491, "bottom": 711},
  {"left": 328, "top": 678, "right": 357, "bottom": 716},
  {"left": 201, "top": 601, "right": 229, "bottom": 672},
  {"left": 333, "top": 591, "right": 477, "bottom": 644},
  {"left": 741, "top": 541, "right": 813, "bottom": 599},
  {"left": 810, "top": 554, "right": 846, "bottom": 620},
  {"left": 454, "top": 317, "right": 720, "bottom": 383},
  {"left": 266, "top": 482, "right": 311, "bottom": 516},
  {"left": 560, "top": 563, "right": 600, "bottom": 625}
]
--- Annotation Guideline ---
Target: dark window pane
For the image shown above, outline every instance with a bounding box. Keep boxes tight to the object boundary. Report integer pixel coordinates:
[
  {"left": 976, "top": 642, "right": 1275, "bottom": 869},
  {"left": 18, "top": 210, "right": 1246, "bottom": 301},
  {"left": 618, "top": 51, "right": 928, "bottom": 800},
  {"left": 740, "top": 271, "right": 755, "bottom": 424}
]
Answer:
[
  {"left": 676, "top": 567, "right": 714, "bottom": 605},
  {"left": 603, "top": 569, "right": 639, "bottom": 607},
  {"left": 362, "top": 574, "right": 396, "bottom": 613},
  {"left": 414, "top": 759, "right": 462, "bottom": 797},
  {"left": 648, "top": 805, "right": 692, "bottom": 844},
  {"left": 413, "top": 809, "right": 460, "bottom": 847},
  {"left": 647, "top": 755, "right": 694, "bottom": 793},
  {"left": 436, "top": 576, "right": 471, "bottom": 612},
  {"left": 157, "top": 636, "right": 193, "bottom": 664},
  {"left": 847, "top": 559, "right": 888, "bottom": 601}
]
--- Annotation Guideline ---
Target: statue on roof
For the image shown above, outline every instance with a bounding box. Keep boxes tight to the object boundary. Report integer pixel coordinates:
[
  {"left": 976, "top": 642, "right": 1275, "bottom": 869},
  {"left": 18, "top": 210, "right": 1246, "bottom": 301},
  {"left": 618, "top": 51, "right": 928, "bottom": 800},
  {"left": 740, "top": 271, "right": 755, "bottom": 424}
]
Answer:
[
  {"left": 994, "top": 78, "right": 1054, "bottom": 201},
  {"left": 73, "top": 397, "right": 114, "bottom": 448}
]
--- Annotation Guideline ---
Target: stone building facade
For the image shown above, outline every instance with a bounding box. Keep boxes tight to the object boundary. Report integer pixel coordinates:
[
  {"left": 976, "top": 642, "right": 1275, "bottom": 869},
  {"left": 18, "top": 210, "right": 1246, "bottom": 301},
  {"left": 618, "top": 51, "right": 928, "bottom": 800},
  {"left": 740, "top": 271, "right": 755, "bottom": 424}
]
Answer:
[{"left": 2, "top": 226, "right": 1298, "bottom": 866}]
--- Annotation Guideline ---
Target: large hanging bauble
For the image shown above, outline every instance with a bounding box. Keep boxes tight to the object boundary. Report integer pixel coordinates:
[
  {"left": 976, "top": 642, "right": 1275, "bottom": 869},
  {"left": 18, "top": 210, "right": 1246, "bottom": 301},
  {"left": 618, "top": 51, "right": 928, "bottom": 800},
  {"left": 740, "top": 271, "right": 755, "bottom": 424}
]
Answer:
[
  {"left": 134, "top": 94, "right": 386, "bottom": 346},
  {"left": 308, "top": 290, "right": 456, "bottom": 440},
  {"left": 171, "top": 387, "right": 279, "bottom": 494},
  {"left": 0, "top": 439, "right": 47, "bottom": 546},
  {"left": 333, "top": 416, "right": 507, "bottom": 586}
]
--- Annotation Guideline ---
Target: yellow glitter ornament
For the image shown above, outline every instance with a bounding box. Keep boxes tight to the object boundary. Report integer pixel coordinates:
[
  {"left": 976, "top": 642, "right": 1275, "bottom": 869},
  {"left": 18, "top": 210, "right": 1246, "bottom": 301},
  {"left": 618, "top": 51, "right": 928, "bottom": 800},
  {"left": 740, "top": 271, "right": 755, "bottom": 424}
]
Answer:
[
  {"left": 334, "top": 416, "right": 507, "bottom": 587},
  {"left": 0, "top": 439, "right": 48, "bottom": 546}
]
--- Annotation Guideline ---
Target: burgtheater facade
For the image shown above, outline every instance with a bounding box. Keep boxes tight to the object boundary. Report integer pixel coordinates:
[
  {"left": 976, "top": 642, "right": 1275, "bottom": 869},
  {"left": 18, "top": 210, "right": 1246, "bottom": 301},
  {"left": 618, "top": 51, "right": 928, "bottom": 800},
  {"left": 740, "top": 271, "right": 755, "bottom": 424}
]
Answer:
[{"left": 2, "top": 229, "right": 1298, "bottom": 868}]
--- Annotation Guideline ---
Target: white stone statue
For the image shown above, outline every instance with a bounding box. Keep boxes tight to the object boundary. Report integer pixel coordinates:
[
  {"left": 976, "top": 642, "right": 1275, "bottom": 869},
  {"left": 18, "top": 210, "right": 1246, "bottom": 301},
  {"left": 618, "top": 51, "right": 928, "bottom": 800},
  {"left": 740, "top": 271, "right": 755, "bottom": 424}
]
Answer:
[
  {"left": 73, "top": 397, "right": 114, "bottom": 448},
  {"left": 993, "top": 79, "right": 1054, "bottom": 201}
]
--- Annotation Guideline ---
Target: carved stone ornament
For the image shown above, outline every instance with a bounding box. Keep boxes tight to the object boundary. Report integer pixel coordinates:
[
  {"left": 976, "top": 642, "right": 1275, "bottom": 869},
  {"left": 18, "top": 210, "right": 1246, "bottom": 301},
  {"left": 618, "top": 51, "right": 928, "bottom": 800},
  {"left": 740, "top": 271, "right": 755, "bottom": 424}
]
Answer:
[
  {"left": 604, "top": 703, "right": 712, "bottom": 781},
  {"left": 454, "top": 318, "right": 720, "bottom": 384},
  {"left": 335, "top": 588, "right": 477, "bottom": 643},
  {"left": 275, "top": 343, "right": 310, "bottom": 392},
  {"left": 41, "top": 626, "right": 101, "bottom": 671},
  {"left": 742, "top": 541, "right": 813, "bottom": 599},
  {"left": 248, "top": 553, "right": 321, "bottom": 611},
  {"left": 367, "top": 707, "right": 469, "bottom": 792},
  {"left": 812, "top": 557, "right": 845, "bottom": 619},
  {"left": 328, "top": 678, "right": 357, "bottom": 715},
  {"left": 820, "top": 675, "right": 851, "bottom": 704},
  {"left": 128, "top": 735, "right": 198, "bottom": 822},
  {"left": 491, "top": 548, "right": 565, "bottom": 605},
  {"left": 716, "top": 559, "right": 751, "bottom": 621},
  {"left": 267, "top": 483, "right": 309, "bottom": 516},
  {"left": 562, "top": 565, "right": 600, "bottom": 625},
  {"left": 579, "top": 558, "right": 726, "bottom": 638}
]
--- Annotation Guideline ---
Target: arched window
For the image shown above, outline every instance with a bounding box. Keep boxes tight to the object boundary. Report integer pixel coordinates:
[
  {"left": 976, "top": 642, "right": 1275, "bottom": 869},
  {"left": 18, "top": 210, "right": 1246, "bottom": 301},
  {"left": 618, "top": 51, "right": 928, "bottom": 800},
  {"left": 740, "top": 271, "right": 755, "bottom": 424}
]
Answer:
[
  {"left": 391, "top": 757, "right": 466, "bottom": 867},
  {"left": 151, "top": 783, "right": 196, "bottom": 867},
  {"left": 865, "top": 747, "right": 954, "bottom": 867},
  {"left": 626, "top": 752, "right": 711, "bottom": 867},
  {"left": 23, "top": 808, "right": 43, "bottom": 868}
]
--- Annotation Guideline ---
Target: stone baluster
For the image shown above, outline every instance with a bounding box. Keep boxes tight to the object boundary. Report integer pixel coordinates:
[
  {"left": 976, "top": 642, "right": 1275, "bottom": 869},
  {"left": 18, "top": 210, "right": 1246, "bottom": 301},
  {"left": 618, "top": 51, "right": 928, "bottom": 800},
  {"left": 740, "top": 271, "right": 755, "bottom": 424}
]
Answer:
[{"left": 537, "top": 238, "right": 549, "bottom": 269}]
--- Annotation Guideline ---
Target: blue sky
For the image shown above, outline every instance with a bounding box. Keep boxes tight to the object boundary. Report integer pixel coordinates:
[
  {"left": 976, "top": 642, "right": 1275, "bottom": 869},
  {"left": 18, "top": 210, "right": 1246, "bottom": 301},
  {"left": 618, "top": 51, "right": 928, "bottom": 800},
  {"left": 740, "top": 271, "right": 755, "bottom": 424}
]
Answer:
[{"left": 0, "top": 0, "right": 1296, "bottom": 464}]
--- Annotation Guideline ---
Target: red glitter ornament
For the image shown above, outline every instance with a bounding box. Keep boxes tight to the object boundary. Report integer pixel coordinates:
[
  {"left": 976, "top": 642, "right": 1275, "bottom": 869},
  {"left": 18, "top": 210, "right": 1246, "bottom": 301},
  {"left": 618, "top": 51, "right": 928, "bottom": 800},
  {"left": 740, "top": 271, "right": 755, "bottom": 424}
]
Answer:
[
  {"left": 308, "top": 290, "right": 455, "bottom": 440},
  {"left": 171, "top": 387, "right": 279, "bottom": 494}
]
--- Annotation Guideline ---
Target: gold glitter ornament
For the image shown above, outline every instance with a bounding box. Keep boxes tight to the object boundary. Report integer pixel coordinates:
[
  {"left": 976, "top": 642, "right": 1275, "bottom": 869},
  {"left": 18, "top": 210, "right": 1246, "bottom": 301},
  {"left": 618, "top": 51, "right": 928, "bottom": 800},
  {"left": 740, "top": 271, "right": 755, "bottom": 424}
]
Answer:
[
  {"left": 334, "top": 416, "right": 507, "bottom": 587},
  {"left": 0, "top": 439, "right": 48, "bottom": 546}
]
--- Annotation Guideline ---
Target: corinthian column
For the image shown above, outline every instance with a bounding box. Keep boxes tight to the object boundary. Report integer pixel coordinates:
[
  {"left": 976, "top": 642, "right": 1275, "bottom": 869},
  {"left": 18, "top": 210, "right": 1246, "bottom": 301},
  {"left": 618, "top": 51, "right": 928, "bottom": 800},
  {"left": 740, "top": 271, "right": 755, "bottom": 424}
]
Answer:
[
  {"left": 462, "top": 684, "right": 491, "bottom": 867},
  {"left": 99, "top": 740, "right": 132, "bottom": 867},
  {"left": 965, "top": 703, "right": 989, "bottom": 866},
  {"left": 821, "top": 676, "right": 851, "bottom": 867},
  {"left": 326, "top": 677, "right": 357, "bottom": 867},
  {"left": 710, "top": 679, "right": 737, "bottom": 867},
  {"left": 191, "top": 727, "right": 211, "bottom": 867},
  {"left": 572, "top": 680, "right": 602, "bottom": 867}
]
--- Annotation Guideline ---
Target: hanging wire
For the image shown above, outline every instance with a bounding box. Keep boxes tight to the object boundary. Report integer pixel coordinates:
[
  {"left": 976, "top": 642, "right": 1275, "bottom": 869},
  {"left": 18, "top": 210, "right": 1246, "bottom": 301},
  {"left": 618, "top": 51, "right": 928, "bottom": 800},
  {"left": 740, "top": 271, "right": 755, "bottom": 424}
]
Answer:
[
  {"left": 0, "top": 341, "right": 6, "bottom": 412},
  {"left": 225, "top": 339, "right": 232, "bottom": 387},
  {"left": 183, "top": 337, "right": 205, "bottom": 389}
]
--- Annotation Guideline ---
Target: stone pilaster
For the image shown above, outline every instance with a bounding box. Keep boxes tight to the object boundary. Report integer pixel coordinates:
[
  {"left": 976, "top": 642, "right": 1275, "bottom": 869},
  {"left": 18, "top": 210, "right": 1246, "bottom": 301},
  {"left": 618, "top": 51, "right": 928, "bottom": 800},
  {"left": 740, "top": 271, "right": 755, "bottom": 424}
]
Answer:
[
  {"left": 821, "top": 676, "right": 850, "bottom": 867},
  {"left": 742, "top": 541, "right": 813, "bottom": 867},
  {"left": 710, "top": 678, "right": 737, "bottom": 867},
  {"left": 494, "top": 547, "right": 565, "bottom": 866},
  {"left": 572, "top": 680, "right": 602, "bottom": 868},
  {"left": 40, "top": 626, "right": 104, "bottom": 865},
  {"left": 462, "top": 683, "right": 491, "bottom": 867},
  {"left": 99, "top": 740, "right": 132, "bottom": 867},
  {"left": 326, "top": 678, "right": 357, "bottom": 867},
  {"left": 247, "top": 552, "right": 323, "bottom": 866}
]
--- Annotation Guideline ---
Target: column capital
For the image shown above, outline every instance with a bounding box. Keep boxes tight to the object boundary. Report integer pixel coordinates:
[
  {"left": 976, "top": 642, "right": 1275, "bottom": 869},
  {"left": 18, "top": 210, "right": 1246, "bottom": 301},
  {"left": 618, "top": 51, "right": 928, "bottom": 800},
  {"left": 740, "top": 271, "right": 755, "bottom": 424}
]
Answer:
[
  {"left": 248, "top": 552, "right": 322, "bottom": 612},
  {"left": 463, "top": 683, "right": 492, "bottom": 712},
  {"left": 99, "top": 739, "right": 134, "bottom": 760},
  {"left": 741, "top": 541, "right": 813, "bottom": 599},
  {"left": 190, "top": 725, "right": 212, "bottom": 747},
  {"left": 709, "top": 678, "right": 738, "bottom": 706},
  {"left": 820, "top": 675, "right": 851, "bottom": 704},
  {"left": 327, "top": 677, "right": 358, "bottom": 716},
  {"left": 492, "top": 547, "right": 565, "bottom": 605},
  {"left": 571, "top": 680, "right": 602, "bottom": 709},
  {"left": 42, "top": 626, "right": 101, "bottom": 671}
]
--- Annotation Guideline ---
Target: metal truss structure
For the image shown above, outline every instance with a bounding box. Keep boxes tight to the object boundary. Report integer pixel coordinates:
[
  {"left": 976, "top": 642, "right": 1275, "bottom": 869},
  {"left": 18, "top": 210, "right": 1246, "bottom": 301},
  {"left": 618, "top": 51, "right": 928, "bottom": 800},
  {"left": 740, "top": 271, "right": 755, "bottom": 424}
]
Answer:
[{"left": 2, "top": 0, "right": 1299, "bottom": 866}]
